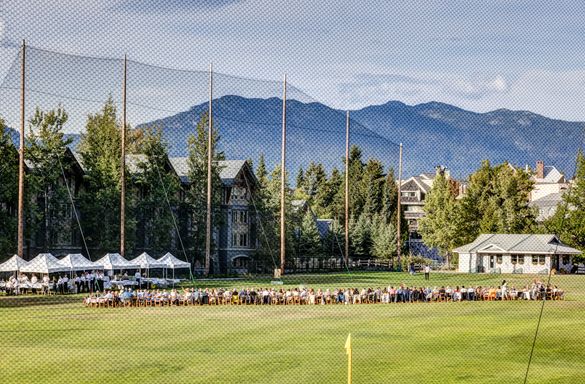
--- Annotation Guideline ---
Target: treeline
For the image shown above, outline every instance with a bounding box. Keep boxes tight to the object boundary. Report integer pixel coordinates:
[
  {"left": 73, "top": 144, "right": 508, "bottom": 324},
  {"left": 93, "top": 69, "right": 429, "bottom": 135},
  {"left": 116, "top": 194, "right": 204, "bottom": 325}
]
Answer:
[
  {"left": 0, "top": 101, "right": 407, "bottom": 266},
  {"left": 420, "top": 157, "right": 585, "bottom": 266},
  {"left": 0, "top": 100, "right": 222, "bottom": 264},
  {"left": 252, "top": 145, "right": 407, "bottom": 267}
]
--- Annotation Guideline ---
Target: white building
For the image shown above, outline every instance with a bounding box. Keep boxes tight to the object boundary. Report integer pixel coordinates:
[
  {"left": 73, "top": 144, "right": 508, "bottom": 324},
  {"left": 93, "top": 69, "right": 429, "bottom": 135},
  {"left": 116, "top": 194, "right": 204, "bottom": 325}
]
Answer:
[
  {"left": 530, "top": 160, "right": 569, "bottom": 202},
  {"left": 454, "top": 234, "right": 581, "bottom": 274}
]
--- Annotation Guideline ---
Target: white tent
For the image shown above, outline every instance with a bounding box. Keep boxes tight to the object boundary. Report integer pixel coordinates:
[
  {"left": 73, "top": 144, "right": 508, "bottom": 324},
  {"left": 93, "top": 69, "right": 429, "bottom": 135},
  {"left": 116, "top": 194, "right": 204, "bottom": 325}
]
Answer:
[
  {"left": 60, "top": 254, "right": 104, "bottom": 271},
  {"left": 130, "top": 252, "right": 167, "bottom": 269},
  {"left": 20, "top": 253, "right": 70, "bottom": 274},
  {"left": 0, "top": 255, "right": 30, "bottom": 273},
  {"left": 157, "top": 252, "right": 191, "bottom": 269},
  {"left": 95, "top": 253, "right": 140, "bottom": 270}
]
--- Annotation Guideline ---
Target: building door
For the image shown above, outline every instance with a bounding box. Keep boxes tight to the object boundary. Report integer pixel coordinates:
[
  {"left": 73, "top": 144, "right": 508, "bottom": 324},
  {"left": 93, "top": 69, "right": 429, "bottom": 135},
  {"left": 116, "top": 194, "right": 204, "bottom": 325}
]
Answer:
[{"left": 489, "top": 256, "right": 495, "bottom": 269}]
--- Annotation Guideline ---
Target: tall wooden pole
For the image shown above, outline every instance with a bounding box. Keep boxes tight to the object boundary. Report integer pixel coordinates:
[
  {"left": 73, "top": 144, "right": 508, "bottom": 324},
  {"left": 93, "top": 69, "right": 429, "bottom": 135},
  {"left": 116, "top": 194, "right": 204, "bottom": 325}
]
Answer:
[
  {"left": 344, "top": 110, "right": 350, "bottom": 267},
  {"left": 396, "top": 143, "right": 403, "bottom": 270},
  {"left": 280, "top": 74, "right": 287, "bottom": 276},
  {"left": 17, "top": 40, "right": 26, "bottom": 258},
  {"left": 120, "top": 55, "right": 127, "bottom": 257},
  {"left": 205, "top": 63, "right": 213, "bottom": 276}
]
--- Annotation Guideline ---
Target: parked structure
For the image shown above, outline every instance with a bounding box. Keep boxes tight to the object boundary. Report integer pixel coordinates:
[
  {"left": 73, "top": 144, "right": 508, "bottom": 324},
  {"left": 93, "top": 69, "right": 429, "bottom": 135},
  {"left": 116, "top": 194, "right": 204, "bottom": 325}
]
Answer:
[{"left": 454, "top": 234, "right": 581, "bottom": 274}]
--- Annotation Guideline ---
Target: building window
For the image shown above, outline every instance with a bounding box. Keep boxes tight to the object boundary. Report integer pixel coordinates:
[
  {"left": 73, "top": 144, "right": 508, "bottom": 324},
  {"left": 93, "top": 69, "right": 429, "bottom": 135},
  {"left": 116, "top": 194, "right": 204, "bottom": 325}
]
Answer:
[
  {"left": 511, "top": 255, "right": 524, "bottom": 265},
  {"left": 401, "top": 191, "right": 416, "bottom": 197},
  {"left": 232, "top": 210, "right": 248, "bottom": 224},
  {"left": 496, "top": 255, "right": 502, "bottom": 264},
  {"left": 232, "top": 231, "right": 249, "bottom": 248},
  {"left": 531, "top": 255, "right": 546, "bottom": 265},
  {"left": 562, "top": 256, "right": 570, "bottom": 265}
]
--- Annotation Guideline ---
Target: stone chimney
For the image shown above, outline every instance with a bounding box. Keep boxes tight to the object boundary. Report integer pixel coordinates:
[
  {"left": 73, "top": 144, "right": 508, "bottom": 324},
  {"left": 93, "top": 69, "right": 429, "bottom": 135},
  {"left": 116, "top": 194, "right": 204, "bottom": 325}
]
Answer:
[{"left": 536, "top": 161, "right": 544, "bottom": 179}]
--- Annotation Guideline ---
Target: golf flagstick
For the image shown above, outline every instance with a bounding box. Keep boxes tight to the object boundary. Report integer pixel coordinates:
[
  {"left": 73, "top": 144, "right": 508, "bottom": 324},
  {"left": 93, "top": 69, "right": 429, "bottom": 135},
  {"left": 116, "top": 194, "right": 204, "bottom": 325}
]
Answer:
[{"left": 345, "top": 333, "right": 352, "bottom": 384}]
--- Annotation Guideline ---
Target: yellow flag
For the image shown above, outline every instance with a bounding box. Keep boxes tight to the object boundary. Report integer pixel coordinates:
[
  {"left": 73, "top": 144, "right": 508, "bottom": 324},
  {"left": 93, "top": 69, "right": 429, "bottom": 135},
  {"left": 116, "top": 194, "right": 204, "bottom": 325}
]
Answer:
[{"left": 345, "top": 333, "right": 352, "bottom": 354}]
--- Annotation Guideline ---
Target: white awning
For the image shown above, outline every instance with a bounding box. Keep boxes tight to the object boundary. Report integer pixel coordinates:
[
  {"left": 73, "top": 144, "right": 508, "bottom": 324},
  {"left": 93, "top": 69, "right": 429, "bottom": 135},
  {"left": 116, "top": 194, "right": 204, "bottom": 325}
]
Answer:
[
  {"left": 60, "top": 254, "right": 104, "bottom": 271},
  {"left": 0, "top": 255, "right": 30, "bottom": 272},
  {"left": 95, "top": 253, "right": 140, "bottom": 270},
  {"left": 20, "top": 253, "right": 70, "bottom": 274},
  {"left": 157, "top": 252, "right": 191, "bottom": 269},
  {"left": 129, "top": 252, "right": 167, "bottom": 269}
]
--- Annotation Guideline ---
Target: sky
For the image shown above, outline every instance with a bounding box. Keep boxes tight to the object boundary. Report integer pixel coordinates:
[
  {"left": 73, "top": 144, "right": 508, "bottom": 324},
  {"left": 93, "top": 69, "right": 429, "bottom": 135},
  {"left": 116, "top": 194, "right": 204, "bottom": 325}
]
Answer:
[{"left": 2, "top": 0, "right": 585, "bottom": 122}]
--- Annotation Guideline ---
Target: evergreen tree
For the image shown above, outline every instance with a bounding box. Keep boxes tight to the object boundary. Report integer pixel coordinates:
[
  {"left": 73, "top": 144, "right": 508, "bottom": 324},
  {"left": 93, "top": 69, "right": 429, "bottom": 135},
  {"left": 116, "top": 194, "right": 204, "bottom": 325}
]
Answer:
[
  {"left": 134, "top": 126, "right": 180, "bottom": 254},
  {"left": 346, "top": 145, "right": 365, "bottom": 217},
  {"left": 295, "top": 166, "right": 305, "bottom": 190},
  {"left": 371, "top": 214, "right": 397, "bottom": 260},
  {"left": 25, "top": 106, "right": 74, "bottom": 250},
  {"left": 78, "top": 98, "right": 129, "bottom": 253},
  {"left": 381, "top": 168, "right": 398, "bottom": 222},
  {"left": 349, "top": 212, "right": 372, "bottom": 258},
  {"left": 316, "top": 167, "right": 343, "bottom": 219},
  {"left": 298, "top": 209, "right": 323, "bottom": 258},
  {"left": 186, "top": 112, "right": 224, "bottom": 274},
  {"left": 0, "top": 120, "right": 18, "bottom": 258},
  {"left": 360, "top": 159, "right": 384, "bottom": 219}
]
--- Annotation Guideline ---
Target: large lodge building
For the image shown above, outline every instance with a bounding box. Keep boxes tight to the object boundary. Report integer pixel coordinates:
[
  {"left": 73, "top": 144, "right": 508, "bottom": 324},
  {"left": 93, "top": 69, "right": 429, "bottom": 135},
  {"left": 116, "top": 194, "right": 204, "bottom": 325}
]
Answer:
[{"left": 14, "top": 149, "right": 259, "bottom": 274}]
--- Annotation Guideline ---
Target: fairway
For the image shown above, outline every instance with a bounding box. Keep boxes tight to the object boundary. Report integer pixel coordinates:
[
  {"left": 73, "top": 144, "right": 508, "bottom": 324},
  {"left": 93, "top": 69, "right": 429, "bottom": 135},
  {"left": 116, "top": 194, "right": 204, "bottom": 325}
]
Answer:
[{"left": 1, "top": 272, "right": 584, "bottom": 384}]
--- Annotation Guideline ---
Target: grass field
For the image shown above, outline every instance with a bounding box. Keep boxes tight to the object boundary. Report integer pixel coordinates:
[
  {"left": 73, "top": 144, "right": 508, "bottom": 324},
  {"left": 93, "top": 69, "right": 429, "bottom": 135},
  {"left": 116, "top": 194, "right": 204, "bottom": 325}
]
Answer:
[{"left": 1, "top": 272, "right": 584, "bottom": 383}]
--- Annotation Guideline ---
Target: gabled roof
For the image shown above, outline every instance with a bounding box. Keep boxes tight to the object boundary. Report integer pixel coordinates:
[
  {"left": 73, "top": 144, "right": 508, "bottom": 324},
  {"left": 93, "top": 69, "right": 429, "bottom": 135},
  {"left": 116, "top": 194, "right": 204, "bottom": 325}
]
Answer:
[
  {"left": 60, "top": 254, "right": 104, "bottom": 271},
  {"left": 453, "top": 234, "right": 582, "bottom": 255},
  {"left": 0, "top": 255, "right": 29, "bottom": 272},
  {"left": 20, "top": 253, "right": 70, "bottom": 274},
  {"left": 168, "top": 158, "right": 255, "bottom": 186},
  {"left": 401, "top": 175, "right": 433, "bottom": 194},
  {"left": 129, "top": 252, "right": 167, "bottom": 269},
  {"left": 95, "top": 253, "right": 140, "bottom": 270},
  {"left": 157, "top": 252, "right": 191, "bottom": 269},
  {"left": 537, "top": 166, "right": 565, "bottom": 183}
]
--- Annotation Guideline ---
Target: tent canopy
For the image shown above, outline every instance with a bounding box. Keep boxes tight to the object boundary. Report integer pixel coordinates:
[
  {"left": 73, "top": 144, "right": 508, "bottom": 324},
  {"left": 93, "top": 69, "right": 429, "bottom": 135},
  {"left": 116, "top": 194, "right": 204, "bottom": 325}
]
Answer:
[
  {"left": 0, "top": 255, "right": 30, "bottom": 272},
  {"left": 20, "top": 253, "right": 70, "bottom": 274},
  {"left": 130, "top": 252, "right": 167, "bottom": 269},
  {"left": 60, "top": 254, "right": 104, "bottom": 271},
  {"left": 157, "top": 252, "right": 191, "bottom": 269},
  {"left": 95, "top": 253, "right": 140, "bottom": 270}
]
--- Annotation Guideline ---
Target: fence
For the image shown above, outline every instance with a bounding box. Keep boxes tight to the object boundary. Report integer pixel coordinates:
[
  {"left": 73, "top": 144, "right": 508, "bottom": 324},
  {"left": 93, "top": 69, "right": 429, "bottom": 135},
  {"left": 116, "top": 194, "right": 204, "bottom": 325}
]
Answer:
[{"left": 0, "top": 44, "right": 402, "bottom": 275}]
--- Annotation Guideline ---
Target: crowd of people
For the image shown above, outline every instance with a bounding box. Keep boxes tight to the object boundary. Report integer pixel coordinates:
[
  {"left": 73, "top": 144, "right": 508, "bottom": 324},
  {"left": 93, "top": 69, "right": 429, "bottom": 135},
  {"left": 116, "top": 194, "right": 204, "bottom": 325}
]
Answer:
[
  {"left": 0, "top": 271, "right": 121, "bottom": 295},
  {"left": 83, "top": 279, "right": 565, "bottom": 308}
]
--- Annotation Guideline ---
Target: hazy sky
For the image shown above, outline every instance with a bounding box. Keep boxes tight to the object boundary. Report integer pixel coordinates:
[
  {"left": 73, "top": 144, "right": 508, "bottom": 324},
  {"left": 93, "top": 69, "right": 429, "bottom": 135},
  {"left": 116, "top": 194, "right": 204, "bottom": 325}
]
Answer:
[{"left": 2, "top": 0, "right": 585, "bottom": 121}]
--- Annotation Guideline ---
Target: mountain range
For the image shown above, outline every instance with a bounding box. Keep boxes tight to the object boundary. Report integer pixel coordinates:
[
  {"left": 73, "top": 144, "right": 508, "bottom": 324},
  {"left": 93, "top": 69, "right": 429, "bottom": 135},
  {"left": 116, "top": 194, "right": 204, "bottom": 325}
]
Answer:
[
  {"left": 142, "top": 96, "right": 584, "bottom": 179},
  {"left": 5, "top": 96, "right": 584, "bottom": 179}
]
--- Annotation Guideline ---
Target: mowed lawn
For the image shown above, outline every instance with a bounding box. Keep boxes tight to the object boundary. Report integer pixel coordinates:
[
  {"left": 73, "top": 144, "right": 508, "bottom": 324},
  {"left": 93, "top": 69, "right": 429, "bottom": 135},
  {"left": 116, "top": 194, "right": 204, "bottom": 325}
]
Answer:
[{"left": 1, "top": 272, "right": 584, "bottom": 384}]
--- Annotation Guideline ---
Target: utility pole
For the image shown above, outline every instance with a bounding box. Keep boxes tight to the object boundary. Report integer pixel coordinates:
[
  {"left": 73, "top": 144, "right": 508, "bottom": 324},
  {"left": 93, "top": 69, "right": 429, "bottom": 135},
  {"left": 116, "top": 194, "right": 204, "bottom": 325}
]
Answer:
[
  {"left": 120, "top": 55, "right": 127, "bottom": 257},
  {"left": 17, "top": 40, "right": 26, "bottom": 258},
  {"left": 345, "top": 110, "right": 350, "bottom": 267},
  {"left": 396, "top": 143, "right": 403, "bottom": 270},
  {"left": 280, "top": 74, "right": 287, "bottom": 276},
  {"left": 205, "top": 63, "right": 213, "bottom": 276}
]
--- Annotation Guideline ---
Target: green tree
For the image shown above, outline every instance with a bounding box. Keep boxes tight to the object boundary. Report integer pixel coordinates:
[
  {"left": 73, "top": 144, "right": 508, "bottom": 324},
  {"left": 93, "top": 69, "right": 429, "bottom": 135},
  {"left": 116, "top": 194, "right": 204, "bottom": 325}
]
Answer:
[
  {"left": 186, "top": 112, "right": 224, "bottom": 274},
  {"left": 371, "top": 213, "right": 397, "bottom": 260},
  {"left": 134, "top": 126, "right": 181, "bottom": 254},
  {"left": 78, "top": 98, "right": 129, "bottom": 253},
  {"left": 360, "top": 159, "right": 385, "bottom": 219},
  {"left": 297, "top": 209, "right": 323, "bottom": 258},
  {"left": 25, "top": 106, "right": 73, "bottom": 250},
  {"left": 458, "top": 161, "right": 536, "bottom": 244},
  {"left": 547, "top": 150, "right": 585, "bottom": 251},
  {"left": 419, "top": 170, "right": 459, "bottom": 268},
  {"left": 349, "top": 212, "right": 371, "bottom": 258}
]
